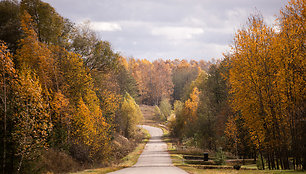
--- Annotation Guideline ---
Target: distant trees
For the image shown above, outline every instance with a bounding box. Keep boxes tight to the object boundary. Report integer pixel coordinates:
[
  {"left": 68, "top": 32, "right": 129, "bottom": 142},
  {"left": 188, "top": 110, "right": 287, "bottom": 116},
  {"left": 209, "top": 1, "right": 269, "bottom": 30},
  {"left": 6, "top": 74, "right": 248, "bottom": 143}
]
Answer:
[
  {"left": 172, "top": 60, "right": 199, "bottom": 101},
  {"left": 170, "top": 64, "right": 229, "bottom": 150},
  {"left": 128, "top": 58, "right": 173, "bottom": 105}
]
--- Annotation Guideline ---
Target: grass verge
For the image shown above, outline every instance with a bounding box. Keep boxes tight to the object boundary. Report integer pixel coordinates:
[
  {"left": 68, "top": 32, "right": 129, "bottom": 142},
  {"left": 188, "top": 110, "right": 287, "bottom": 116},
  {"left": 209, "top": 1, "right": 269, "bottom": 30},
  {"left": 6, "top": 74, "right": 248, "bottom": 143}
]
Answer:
[
  {"left": 70, "top": 128, "right": 150, "bottom": 174},
  {"left": 160, "top": 126, "right": 304, "bottom": 174}
]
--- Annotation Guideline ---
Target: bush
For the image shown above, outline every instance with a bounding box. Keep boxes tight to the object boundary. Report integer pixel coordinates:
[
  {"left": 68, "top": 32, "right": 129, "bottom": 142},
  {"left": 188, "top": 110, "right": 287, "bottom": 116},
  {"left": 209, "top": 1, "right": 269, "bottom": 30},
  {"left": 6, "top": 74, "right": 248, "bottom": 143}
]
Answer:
[
  {"left": 39, "top": 149, "right": 81, "bottom": 174},
  {"left": 120, "top": 93, "right": 143, "bottom": 138},
  {"left": 256, "top": 154, "right": 266, "bottom": 170},
  {"left": 159, "top": 98, "right": 171, "bottom": 120},
  {"left": 233, "top": 164, "right": 241, "bottom": 170},
  {"left": 170, "top": 100, "right": 184, "bottom": 137},
  {"left": 153, "top": 105, "right": 166, "bottom": 121},
  {"left": 214, "top": 147, "right": 226, "bottom": 165}
]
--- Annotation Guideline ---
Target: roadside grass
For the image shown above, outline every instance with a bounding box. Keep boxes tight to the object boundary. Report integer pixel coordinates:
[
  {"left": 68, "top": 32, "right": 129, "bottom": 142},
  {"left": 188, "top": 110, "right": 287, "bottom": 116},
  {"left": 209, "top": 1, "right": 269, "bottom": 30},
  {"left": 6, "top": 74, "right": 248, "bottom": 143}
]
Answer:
[
  {"left": 119, "top": 128, "right": 150, "bottom": 167},
  {"left": 160, "top": 126, "right": 304, "bottom": 174},
  {"left": 175, "top": 167, "right": 306, "bottom": 174},
  {"left": 70, "top": 128, "right": 150, "bottom": 174}
]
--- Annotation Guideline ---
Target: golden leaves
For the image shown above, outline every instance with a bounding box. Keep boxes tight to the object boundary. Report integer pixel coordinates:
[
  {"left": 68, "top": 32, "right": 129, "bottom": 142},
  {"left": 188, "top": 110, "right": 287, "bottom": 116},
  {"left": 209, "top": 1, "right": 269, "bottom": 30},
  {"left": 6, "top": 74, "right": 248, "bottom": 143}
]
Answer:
[
  {"left": 184, "top": 87, "right": 200, "bottom": 122},
  {"left": 226, "top": 1, "right": 305, "bottom": 165}
]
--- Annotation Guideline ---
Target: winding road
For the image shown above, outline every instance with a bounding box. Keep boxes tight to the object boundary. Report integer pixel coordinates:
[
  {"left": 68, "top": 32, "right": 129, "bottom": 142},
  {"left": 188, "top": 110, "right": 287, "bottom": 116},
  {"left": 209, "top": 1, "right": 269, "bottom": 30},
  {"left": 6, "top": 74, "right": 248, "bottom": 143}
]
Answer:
[{"left": 109, "top": 125, "right": 187, "bottom": 174}]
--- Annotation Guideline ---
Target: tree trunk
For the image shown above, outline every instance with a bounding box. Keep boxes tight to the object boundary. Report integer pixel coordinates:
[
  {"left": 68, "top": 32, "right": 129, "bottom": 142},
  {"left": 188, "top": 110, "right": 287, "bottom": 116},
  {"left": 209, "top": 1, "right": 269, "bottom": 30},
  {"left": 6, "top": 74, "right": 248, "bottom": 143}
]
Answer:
[
  {"left": 259, "top": 151, "right": 265, "bottom": 170},
  {"left": 17, "top": 153, "right": 24, "bottom": 174},
  {"left": 2, "top": 77, "right": 7, "bottom": 174},
  {"left": 267, "top": 153, "right": 271, "bottom": 170}
]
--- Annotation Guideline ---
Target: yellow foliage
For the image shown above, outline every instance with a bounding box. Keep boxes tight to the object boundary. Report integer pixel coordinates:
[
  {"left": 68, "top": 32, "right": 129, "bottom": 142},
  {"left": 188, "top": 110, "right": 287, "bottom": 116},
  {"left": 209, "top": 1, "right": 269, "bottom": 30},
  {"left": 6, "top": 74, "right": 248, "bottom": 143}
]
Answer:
[
  {"left": 227, "top": 0, "right": 305, "bottom": 165},
  {"left": 17, "top": 11, "right": 55, "bottom": 91},
  {"left": 99, "top": 89, "right": 121, "bottom": 115},
  {"left": 13, "top": 69, "right": 52, "bottom": 159},
  {"left": 50, "top": 91, "right": 70, "bottom": 125},
  {"left": 0, "top": 42, "right": 16, "bottom": 78},
  {"left": 184, "top": 87, "right": 200, "bottom": 122},
  {"left": 120, "top": 93, "right": 143, "bottom": 138}
]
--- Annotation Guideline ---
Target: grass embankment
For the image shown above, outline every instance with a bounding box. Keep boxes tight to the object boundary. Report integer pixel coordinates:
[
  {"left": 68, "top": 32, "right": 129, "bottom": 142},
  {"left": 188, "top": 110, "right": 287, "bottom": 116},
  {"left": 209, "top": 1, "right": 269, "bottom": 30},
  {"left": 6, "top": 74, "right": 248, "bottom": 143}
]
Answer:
[
  {"left": 70, "top": 128, "right": 150, "bottom": 174},
  {"left": 160, "top": 126, "right": 304, "bottom": 174}
]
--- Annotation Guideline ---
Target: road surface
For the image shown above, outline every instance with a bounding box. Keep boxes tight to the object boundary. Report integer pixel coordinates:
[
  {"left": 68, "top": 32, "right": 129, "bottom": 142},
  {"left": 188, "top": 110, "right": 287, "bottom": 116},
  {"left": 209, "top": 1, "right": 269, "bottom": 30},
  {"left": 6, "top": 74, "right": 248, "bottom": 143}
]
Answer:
[{"left": 109, "top": 125, "right": 187, "bottom": 174}]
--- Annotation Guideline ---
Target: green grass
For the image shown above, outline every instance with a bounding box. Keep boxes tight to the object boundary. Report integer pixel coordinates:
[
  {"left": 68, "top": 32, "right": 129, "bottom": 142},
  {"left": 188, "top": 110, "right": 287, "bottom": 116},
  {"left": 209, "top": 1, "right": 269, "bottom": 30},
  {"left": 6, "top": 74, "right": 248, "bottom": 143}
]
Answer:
[{"left": 69, "top": 128, "right": 150, "bottom": 174}]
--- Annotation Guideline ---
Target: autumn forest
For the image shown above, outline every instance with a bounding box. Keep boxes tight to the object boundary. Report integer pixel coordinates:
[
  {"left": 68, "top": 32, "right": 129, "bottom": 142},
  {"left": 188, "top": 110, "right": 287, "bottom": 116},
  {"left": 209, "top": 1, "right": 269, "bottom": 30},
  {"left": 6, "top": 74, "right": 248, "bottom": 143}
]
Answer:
[{"left": 0, "top": 0, "right": 305, "bottom": 173}]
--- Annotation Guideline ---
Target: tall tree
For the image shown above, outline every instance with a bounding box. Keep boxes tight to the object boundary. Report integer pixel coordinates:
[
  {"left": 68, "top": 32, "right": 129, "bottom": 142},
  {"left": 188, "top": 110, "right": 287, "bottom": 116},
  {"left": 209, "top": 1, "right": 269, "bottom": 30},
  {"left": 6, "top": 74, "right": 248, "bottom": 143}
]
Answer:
[
  {"left": 172, "top": 60, "right": 199, "bottom": 102},
  {"left": 20, "top": 0, "right": 64, "bottom": 44},
  {"left": 116, "top": 58, "right": 139, "bottom": 100},
  {"left": 226, "top": 9, "right": 306, "bottom": 168},
  {"left": 16, "top": 10, "right": 56, "bottom": 92},
  {"left": 276, "top": 0, "right": 305, "bottom": 169},
  {"left": 0, "top": 42, "right": 16, "bottom": 174},
  {"left": 0, "top": 0, "right": 21, "bottom": 52},
  {"left": 151, "top": 60, "right": 173, "bottom": 105},
  {"left": 13, "top": 68, "right": 51, "bottom": 173},
  {"left": 70, "top": 22, "right": 119, "bottom": 73}
]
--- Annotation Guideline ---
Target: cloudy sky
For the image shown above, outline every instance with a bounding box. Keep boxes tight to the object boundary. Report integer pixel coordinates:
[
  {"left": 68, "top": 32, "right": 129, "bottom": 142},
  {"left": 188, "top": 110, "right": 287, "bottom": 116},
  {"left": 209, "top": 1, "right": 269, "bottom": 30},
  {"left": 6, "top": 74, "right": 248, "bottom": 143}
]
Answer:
[{"left": 44, "top": 0, "right": 286, "bottom": 61}]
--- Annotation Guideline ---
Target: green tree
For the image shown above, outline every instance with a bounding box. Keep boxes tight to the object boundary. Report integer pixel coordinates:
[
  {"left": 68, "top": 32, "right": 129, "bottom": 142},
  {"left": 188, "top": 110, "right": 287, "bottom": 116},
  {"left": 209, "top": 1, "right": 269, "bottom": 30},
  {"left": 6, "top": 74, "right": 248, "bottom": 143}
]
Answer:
[
  {"left": 159, "top": 98, "right": 171, "bottom": 120},
  {"left": 116, "top": 58, "right": 139, "bottom": 100},
  {"left": 153, "top": 105, "right": 164, "bottom": 122},
  {"left": 119, "top": 93, "right": 143, "bottom": 138},
  {"left": 20, "top": 0, "right": 65, "bottom": 44},
  {"left": 172, "top": 60, "right": 199, "bottom": 102},
  {"left": 70, "top": 22, "right": 119, "bottom": 73},
  {"left": 170, "top": 100, "right": 184, "bottom": 137},
  {"left": 0, "top": 0, "right": 21, "bottom": 52}
]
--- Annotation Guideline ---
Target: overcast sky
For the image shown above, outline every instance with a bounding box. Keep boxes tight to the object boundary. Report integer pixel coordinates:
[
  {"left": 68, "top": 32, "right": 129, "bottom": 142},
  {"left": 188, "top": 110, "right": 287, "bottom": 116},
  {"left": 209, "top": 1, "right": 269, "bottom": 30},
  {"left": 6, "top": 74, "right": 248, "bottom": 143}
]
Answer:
[{"left": 44, "top": 0, "right": 286, "bottom": 61}]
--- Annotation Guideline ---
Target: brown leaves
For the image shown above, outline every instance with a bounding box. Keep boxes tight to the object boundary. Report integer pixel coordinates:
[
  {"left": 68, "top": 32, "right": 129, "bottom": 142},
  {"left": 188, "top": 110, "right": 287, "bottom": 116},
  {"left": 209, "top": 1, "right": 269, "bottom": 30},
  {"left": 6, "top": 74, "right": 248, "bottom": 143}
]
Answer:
[{"left": 128, "top": 58, "right": 174, "bottom": 105}]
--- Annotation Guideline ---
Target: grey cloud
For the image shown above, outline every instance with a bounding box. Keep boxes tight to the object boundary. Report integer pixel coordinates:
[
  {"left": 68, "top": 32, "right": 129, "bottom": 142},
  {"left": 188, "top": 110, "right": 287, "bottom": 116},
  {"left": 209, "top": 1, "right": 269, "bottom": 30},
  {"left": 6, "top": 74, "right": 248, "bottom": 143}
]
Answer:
[{"left": 44, "top": 0, "right": 284, "bottom": 61}]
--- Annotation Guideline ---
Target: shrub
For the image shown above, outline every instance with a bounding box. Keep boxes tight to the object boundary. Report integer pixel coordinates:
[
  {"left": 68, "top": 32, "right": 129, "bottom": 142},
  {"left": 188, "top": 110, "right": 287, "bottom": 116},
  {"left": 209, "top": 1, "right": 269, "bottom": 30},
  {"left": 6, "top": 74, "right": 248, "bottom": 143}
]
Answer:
[
  {"left": 159, "top": 98, "right": 171, "bottom": 120},
  {"left": 153, "top": 105, "right": 166, "bottom": 121},
  {"left": 120, "top": 93, "right": 143, "bottom": 138},
  {"left": 256, "top": 154, "right": 266, "bottom": 170},
  {"left": 214, "top": 147, "right": 226, "bottom": 165},
  {"left": 233, "top": 164, "right": 241, "bottom": 170},
  {"left": 39, "top": 149, "right": 81, "bottom": 174}
]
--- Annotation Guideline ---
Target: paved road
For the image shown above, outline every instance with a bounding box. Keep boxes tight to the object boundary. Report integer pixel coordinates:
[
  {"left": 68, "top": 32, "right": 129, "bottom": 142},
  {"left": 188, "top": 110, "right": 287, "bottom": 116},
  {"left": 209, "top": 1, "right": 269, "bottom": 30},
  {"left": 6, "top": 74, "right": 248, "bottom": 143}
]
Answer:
[{"left": 109, "top": 125, "right": 187, "bottom": 174}]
